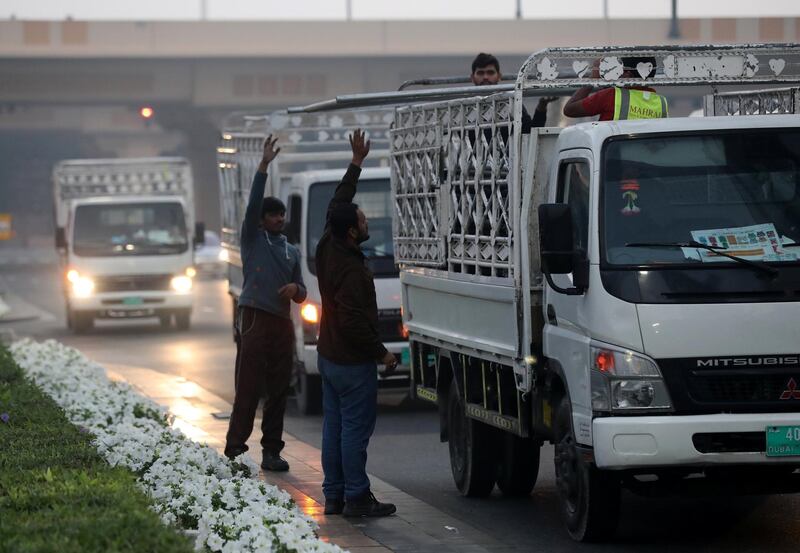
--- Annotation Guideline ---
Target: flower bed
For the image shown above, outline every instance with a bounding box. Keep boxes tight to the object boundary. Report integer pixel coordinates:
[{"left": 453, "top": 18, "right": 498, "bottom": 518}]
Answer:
[{"left": 10, "top": 339, "right": 345, "bottom": 553}]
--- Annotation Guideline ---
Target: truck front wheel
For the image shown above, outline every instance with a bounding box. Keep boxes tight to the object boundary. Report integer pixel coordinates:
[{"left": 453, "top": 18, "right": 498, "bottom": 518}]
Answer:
[
  {"left": 553, "top": 398, "right": 620, "bottom": 542},
  {"left": 68, "top": 309, "right": 93, "bottom": 334},
  {"left": 447, "top": 381, "right": 497, "bottom": 497},
  {"left": 496, "top": 433, "right": 540, "bottom": 497},
  {"left": 175, "top": 310, "right": 191, "bottom": 331}
]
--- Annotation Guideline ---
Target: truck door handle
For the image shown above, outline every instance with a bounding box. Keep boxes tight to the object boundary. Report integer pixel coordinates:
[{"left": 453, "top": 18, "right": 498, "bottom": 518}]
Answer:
[{"left": 547, "top": 304, "right": 557, "bottom": 325}]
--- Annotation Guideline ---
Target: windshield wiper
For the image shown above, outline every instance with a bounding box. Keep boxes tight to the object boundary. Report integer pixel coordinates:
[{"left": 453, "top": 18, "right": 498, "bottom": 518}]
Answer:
[{"left": 625, "top": 241, "right": 779, "bottom": 277}]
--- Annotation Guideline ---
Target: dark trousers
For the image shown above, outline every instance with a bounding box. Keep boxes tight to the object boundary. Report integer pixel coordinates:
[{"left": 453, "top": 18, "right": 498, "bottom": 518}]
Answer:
[
  {"left": 318, "top": 354, "right": 377, "bottom": 501},
  {"left": 225, "top": 306, "right": 294, "bottom": 457}
]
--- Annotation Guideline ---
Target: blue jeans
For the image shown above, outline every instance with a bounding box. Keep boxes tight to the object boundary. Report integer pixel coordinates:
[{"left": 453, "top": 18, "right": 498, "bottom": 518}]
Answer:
[{"left": 318, "top": 354, "right": 377, "bottom": 501}]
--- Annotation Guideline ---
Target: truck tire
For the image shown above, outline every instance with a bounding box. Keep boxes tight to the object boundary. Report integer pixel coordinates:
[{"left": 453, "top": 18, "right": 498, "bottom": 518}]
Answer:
[
  {"left": 175, "top": 310, "right": 191, "bottom": 331},
  {"left": 159, "top": 313, "right": 172, "bottom": 329},
  {"left": 447, "top": 382, "right": 497, "bottom": 497},
  {"left": 553, "top": 398, "right": 620, "bottom": 542},
  {"left": 70, "top": 310, "right": 93, "bottom": 334},
  {"left": 295, "top": 367, "right": 322, "bottom": 415},
  {"left": 496, "top": 433, "right": 540, "bottom": 497}
]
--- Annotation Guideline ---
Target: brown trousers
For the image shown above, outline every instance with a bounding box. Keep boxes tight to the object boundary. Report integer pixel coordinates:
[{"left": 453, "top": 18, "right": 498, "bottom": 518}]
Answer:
[{"left": 225, "top": 306, "right": 294, "bottom": 457}]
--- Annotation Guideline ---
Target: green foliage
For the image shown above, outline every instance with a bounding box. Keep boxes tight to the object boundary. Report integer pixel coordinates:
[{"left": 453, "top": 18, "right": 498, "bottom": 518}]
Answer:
[{"left": 0, "top": 346, "right": 194, "bottom": 553}]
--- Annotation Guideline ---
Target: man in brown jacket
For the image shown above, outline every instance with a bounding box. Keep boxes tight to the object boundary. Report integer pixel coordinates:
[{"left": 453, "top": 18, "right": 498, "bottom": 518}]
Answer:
[{"left": 315, "top": 129, "right": 398, "bottom": 518}]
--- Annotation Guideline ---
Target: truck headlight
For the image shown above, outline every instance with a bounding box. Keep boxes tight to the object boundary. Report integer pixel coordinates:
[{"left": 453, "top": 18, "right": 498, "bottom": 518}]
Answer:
[
  {"left": 590, "top": 343, "right": 672, "bottom": 412},
  {"left": 170, "top": 275, "right": 193, "bottom": 293},
  {"left": 218, "top": 249, "right": 229, "bottom": 262},
  {"left": 71, "top": 275, "right": 95, "bottom": 298},
  {"left": 300, "top": 302, "right": 320, "bottom": 344}
]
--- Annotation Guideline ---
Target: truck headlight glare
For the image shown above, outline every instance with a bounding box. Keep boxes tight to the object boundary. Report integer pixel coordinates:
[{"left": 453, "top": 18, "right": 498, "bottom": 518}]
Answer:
[
  {"left": 218, "top": 249, "right": 229, "bottom": 262},
  {"left": 72, "top": 276, "right": 95, "bottom": 298},
  {"left": 591, "top": 343, "right": 673, "bottom": 412},
  {"left": 170, "top": 275, "right": 193, "bottom": 293}
]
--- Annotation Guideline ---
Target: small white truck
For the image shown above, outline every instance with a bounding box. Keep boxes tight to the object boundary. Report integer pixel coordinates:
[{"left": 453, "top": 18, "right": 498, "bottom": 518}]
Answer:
[
  {"left": 293, "top": 43, "right": 800, "bottom": 541},
  {"left": 217, "top": 109, "right": 409, "bottom": 414},
  {"left": 53, "top": 157, "right": 203, "bottom": 332}
]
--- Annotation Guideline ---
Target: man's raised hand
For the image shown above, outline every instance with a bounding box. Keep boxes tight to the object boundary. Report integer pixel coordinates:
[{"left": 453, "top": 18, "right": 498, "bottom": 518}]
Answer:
[
  {"left": 349, "top": 129, "right": 371, "bottom": 167},
  {"left": 258, "top": 135, "right": 280, "bottom": 172}
]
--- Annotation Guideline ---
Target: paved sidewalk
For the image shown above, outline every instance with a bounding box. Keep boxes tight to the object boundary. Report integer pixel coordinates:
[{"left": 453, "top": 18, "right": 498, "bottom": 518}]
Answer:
[{"left": 106, "top": 363, "right": 513, "bottom": 553}]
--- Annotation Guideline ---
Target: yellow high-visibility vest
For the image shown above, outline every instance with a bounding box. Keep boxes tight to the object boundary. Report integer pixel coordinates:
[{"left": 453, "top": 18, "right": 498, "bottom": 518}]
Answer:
[{"left": 613, "top": 88, "right": 668, "bottom": 120}]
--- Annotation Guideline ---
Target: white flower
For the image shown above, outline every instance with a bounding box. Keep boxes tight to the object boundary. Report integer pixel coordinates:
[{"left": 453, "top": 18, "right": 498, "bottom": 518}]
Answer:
[{"left": 10, "top": 339, "right": 346, "bottom": 553}]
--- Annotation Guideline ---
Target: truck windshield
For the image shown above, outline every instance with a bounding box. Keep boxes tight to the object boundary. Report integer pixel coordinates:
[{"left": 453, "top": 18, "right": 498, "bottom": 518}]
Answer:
[
  {"left": 602, "top": 130, "right": 800, "bottom": 267},
  {"left": 73, "top": 202, "right": 188, "bottom": 257},
  {"left": 307, "top": 178, "right": 398, "bottom": 278}
]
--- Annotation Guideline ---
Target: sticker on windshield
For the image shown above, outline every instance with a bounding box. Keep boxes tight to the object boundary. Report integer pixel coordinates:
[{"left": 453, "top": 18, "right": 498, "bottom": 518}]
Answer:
[
  {"left": 620, "top": 179, "right": 641, "bottom": 216},
  {"left": 684, "top": 223, "right": 798, "bottom": 263}
]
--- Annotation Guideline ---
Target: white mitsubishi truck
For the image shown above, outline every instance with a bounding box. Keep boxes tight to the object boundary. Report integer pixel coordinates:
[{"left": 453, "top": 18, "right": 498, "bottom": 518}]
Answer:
[
  {"left": 292, "top": 43, "right": 800, "bottom": 541},
  {"left": 53, "top": 157, "right": 203, "bottom": 332},
  {"left": 217, "top": 109, "right": 409, "bottom": 414}
]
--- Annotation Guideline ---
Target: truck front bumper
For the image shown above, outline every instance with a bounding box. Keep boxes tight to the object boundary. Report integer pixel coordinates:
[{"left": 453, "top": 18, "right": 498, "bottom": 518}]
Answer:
[
  {"left": 69, "top": 291, "right": 193, "bottom": 318},
  {"left": 593, "top": 413, "right": 800, "bottom": 469}
]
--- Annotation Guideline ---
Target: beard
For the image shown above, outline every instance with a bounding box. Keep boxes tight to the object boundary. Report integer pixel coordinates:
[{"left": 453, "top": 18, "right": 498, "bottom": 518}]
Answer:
[{"left": 357, "top": 231, "right": 370, "bottom": 244}]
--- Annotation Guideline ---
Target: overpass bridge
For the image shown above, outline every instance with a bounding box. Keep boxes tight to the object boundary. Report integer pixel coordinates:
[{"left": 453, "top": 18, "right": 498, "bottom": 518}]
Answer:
[{"left": 0, "top": 17, "right": 796, "bottom": 241}]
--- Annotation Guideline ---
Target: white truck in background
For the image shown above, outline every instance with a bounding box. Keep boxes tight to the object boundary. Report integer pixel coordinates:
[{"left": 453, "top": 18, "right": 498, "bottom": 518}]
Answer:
[
  {"left": 53, "top": 157, "right": 204, "bottom": 333},
  {"left": 217, "top": 109, "right": 410, "bottom": 414},
  {"left": 291, "top": 43, "right": 800, "bottom": 541}
]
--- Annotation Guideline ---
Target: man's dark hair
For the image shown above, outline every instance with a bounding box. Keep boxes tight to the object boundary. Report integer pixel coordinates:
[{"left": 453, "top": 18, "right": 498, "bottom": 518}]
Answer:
[
  {"left": 330, "top": 202, "right": 359, "bottom": 239},
  {"left": 471, "top": 53, "right": 500, "bottom": 74},
  {"left": 261, "top": 196, "right": 286, "bottom": 218},
  {"left": 622, "top": 56, "right": 657, "bottom": 79}
]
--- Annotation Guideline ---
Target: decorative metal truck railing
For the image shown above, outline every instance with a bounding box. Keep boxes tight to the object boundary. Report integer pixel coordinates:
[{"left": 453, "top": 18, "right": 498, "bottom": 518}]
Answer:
[
  {"left": 705, "top": 87, "right": 800, "bottom": 115},
  {"left": 391, "top": 93, "right": 516, "bottom": 279},
  {"left": 53, "top": 157, "right": 193, "bottom": 232}
]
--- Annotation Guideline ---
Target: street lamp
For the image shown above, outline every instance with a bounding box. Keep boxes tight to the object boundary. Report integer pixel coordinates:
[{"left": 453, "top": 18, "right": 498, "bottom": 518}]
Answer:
[{"left": 668, "top": 0, "right": 681, "bottom": 39}]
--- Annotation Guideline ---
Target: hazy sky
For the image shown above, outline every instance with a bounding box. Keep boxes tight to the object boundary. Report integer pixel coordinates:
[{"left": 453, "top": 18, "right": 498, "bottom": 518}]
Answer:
[{"left": 3, "top": 0, "right": 800, "bottom": 21}]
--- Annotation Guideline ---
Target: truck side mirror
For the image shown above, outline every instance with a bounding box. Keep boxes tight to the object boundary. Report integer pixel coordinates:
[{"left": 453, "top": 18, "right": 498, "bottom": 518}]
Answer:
[
  {"left": 194, "top": 222, "right": 206, "bottom": 247},
  {"left": 55, "top": 227, "right": 67, "bottom": 250},
  {"left": 538, "top": 204, "right": 588, "bottom": 296}
]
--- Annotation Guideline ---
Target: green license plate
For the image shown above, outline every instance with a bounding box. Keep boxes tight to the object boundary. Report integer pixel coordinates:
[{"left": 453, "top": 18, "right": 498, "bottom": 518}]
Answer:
[
  {"left": 122, "top": 297, "right": 144, "bottom": 306},
  {"left": 766, "top": 425, "right": 800, "bottom": 457},
  {"left": 400, "top": 347, "right": 410, "bottom": 366}
]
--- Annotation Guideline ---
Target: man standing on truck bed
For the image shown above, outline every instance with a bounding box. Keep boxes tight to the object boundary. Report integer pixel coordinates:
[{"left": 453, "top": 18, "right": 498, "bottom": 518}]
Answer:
[
  {"left": 472, "top": 52, "right": 556, "bottom": 131},
  {"left": 315, "top": 129, "right": 398, "bottom": 518},
  {"left": 224, "top": 135, "right": 307, "bottom": 472},
  {"left": 563, "top": 56, "right": 668, "bottom": 121}
]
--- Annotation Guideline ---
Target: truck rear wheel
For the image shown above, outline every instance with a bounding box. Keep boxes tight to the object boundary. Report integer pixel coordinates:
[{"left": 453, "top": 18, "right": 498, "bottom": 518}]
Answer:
[
  {"left": 295, "top": 366, "right": 322, "bottom": 415},
  {"left": 447, "top": 381, "right": 497, "bottom": 497},
  {"left": 496, "top": 433, "right": 540, "bottom": 497},
  {"left": 553, "top": 398, "right": 620, "bottom": 542}
]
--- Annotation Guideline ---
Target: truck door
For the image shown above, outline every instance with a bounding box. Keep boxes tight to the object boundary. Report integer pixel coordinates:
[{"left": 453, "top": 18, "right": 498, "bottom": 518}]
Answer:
[{"left": 543, "top": 150, "right": 594, "bottom": 445}]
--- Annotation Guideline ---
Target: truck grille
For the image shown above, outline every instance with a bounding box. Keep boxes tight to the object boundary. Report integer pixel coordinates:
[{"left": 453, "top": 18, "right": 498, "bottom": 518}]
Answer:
[
  {"left": 377, "top": 309, "right": 406, "bottom": 343},
  {"left": 93, "top": 274, "right": 173, "bottom": 293},
  {"left": 688, "top": 372, "right": 800, "bottom": 403},
  {"left": 659, "top": 357, "right": 800, "bottom": 414}
]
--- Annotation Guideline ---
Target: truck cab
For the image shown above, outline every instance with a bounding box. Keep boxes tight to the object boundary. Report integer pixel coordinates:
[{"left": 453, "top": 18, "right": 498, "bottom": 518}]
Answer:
[
  {"left": 54, "top": 158, "right": 201, "bottom": 332},
  {"left": 542, "top": 114, "right": 800, "bottom": 462}
]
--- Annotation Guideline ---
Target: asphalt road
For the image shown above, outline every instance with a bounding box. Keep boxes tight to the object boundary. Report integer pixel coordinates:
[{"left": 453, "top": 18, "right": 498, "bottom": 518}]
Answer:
[{"left": 3, "top": 263, "right": 800, "bottom": 552}]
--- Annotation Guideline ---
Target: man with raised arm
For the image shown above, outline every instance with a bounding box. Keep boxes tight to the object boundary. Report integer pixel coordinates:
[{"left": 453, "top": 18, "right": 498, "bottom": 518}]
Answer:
[
  {"left": 224, "top": 135, "right": 307, "bottom": 472},
  {"left": 315, "top": 129, "right": 398, "bottom": 518}
]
